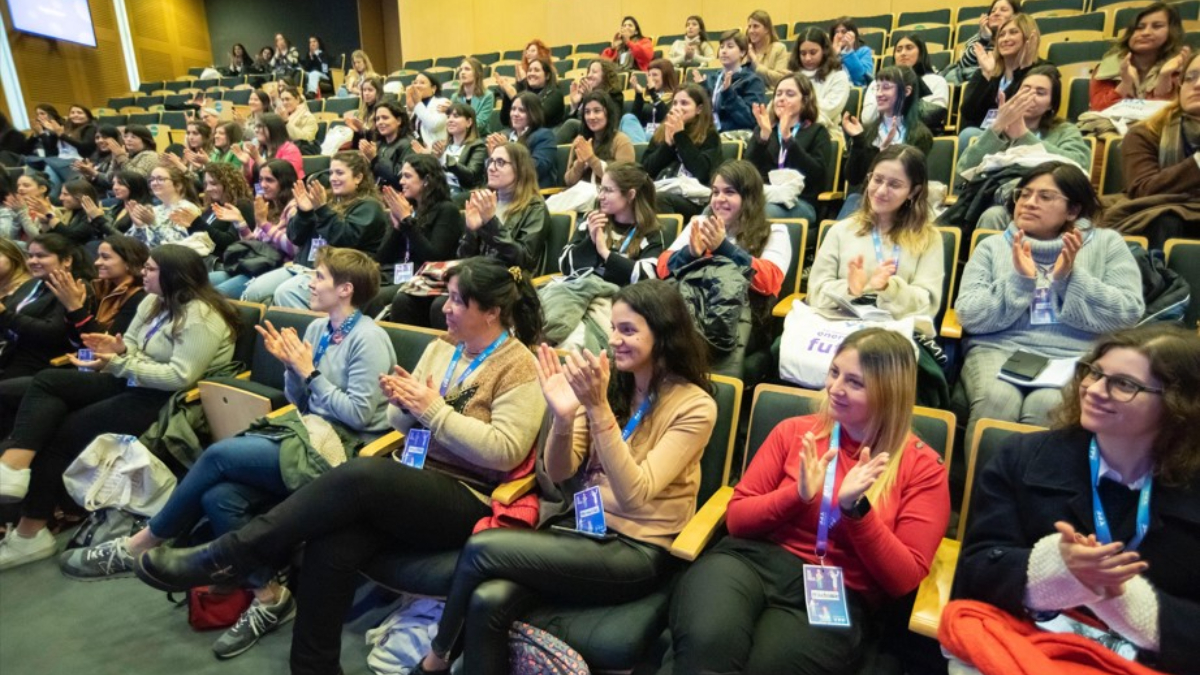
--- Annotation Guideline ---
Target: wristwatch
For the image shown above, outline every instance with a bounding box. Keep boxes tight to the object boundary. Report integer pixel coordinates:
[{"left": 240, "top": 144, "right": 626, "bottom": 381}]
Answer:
[
  {"left": 842, "top": 495, "right": 871, "bottom": 520},
  {"left": 305, "top": 369, "right": 322, "bottom": 385}
]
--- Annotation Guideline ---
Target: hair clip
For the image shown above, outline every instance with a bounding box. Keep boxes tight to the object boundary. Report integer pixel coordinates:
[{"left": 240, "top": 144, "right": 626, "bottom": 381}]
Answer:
[{"left": 508, "top": 266, "right": 522, "bottom": 283}]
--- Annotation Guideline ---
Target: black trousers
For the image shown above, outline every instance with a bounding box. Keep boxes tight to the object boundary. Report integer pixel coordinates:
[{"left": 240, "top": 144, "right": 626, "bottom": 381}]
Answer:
[
  {"left": 1, "top": 369, "right": 171, "bottom": 520},
  {"left": 1142, "top": 212, "right": 1189, "bottom": 251},
  {"left": 388, "top": 292, "right": 449, "bottom": 330},
  {"left": 221, "top": 458, "right": 491, "bottom": 675},
  {"left": 429, "top": 524, "right": 676, "bottom": 675},
  {"left": 660, "top": 537, "right": 867, "bottom": 675}
]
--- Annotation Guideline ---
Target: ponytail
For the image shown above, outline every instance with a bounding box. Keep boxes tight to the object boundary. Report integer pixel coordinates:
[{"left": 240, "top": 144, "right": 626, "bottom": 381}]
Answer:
[{"left": 447, "top": 257, "right": 545, "bottom": 347}]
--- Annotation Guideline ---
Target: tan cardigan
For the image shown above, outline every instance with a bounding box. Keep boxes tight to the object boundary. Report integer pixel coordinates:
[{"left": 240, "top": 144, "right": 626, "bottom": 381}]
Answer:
[
  {"left": 388, "top": 336, "right": 546, "bottom": 488},
  {"left": 545, "top": 379, "right": 717, "bottom": 549},
  {"left": 286, "top": 106, "right": 319, "bottom": 143},
  {"left": 565, "top": 132, "right": 635, "bottom": 187},
  {"left": 751, "top": 41, "right": 790, "bottom": 88}
]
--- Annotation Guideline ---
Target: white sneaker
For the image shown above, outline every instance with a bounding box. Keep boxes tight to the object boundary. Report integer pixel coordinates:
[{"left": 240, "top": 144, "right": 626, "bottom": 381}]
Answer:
[
  {"left": 0, "top": 462, "right": 30, "bottom": 503},
  {"left": 0, "top": 527, "right": 57, "bottom": 570}
]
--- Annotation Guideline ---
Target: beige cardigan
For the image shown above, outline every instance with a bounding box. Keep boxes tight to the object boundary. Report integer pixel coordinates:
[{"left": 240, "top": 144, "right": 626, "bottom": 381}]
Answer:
[
  {"left": 565, "top": 132, "right": 636, "bottom": 187},
  {"left": 545, "top": 379, "right": 717, "bottom": 549}
]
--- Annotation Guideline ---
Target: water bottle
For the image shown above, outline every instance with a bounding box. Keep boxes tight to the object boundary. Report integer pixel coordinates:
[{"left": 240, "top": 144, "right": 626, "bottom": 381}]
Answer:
[{"left": 77, "top": 348, "right": 94, "bottom": 372}]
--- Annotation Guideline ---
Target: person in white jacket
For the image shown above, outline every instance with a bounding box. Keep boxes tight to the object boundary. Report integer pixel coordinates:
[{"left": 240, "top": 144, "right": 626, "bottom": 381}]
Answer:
[
  {"left": 789, "top": 27, "right": 852, "bottom": 133},
  {"left": 806, "top": 144, "right": 945, "bottom": 337},
  {"left": 406, "top": 72, "right": 449, "bottom": 146}
]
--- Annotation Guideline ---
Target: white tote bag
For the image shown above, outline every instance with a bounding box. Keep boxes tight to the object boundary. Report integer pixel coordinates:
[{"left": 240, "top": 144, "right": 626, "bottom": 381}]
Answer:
[
  {"left": 779, "top": 301, "right": 917, "bottom": 389},
  {"left": 62, "top": 433, "right": 177, "bottom": 517}
]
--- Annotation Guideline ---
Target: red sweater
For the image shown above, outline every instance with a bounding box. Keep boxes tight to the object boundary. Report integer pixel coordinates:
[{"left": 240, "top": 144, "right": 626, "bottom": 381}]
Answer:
[
  {"left": 602, "top": 37, "right": 654, "bottom": 71},
  {"left": 727, "top": 414, "right": 950, "bottom": 605}
]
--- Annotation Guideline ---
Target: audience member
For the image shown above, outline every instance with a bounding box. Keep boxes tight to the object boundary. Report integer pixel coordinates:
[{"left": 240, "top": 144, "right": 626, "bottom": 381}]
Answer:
[
  {"left": 668, "top": 16, "right": 715, "bottom": 67},
  {"left": 789, "top": 27, "right": 852, "bottom": 132},
  {"left": 601, "top": 16, "right": 654, "bottom": 71},
  {"left": 1090, "top": 2, "right": 1188, "bottom": 111},
  {"left": 747, "top": 73, "right": 831, "bottom": 222}
]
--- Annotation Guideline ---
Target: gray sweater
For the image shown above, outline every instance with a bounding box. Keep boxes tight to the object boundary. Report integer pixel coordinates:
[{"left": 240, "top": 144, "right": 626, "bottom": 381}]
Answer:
[
  {"left": 957, "top": 222, "right": 1144, "bottom": 358},
  {"left": 283, "top": 315, "right": 396, "bottom": 435}
]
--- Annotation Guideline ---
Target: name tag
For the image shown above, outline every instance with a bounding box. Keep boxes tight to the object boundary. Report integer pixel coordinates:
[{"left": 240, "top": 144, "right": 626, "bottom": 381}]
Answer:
[
  {"left": 308, "top": 236, "right": 327, "bottom": 262},
  {"left": 399, "top": 428, "right": 431, "bottom": 469},
  {"left": 393, "top": 262, "right": 414, "bottom": 285},
  {"left": 981, "top": 109, "right": 999, "bottom": 130},
  {"left": 573, "top": 485, "right": 607, "bottom": 536},
  {"left": 644, "top": 122, "right": 659, "bottom": 136},
  {"left": 803, "top": 564, "right": 852, "bottom": 627},
  {"left": 1031, "top": 286, "right": 1059, "bottom": 325}
]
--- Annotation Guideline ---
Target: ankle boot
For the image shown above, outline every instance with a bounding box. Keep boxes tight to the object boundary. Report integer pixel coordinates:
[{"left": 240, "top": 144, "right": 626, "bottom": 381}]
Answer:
[{"left": 134, "top": 540, "right": 244, "bottom": 592}]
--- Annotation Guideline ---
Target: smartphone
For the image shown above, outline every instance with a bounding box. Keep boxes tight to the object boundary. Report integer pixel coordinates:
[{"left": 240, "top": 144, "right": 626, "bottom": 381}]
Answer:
[
  {"left": 550, "top": 524, "right": 617, "bottom": 540},
  {"left": 1001, "top": 350, "right": 1050, "bottom": 382}
]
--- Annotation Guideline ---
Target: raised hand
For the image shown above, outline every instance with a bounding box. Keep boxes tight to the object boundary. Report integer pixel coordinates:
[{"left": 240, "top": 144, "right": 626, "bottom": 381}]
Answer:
[
  {"left": 45, "top": 267, "right": 88, "bottom": 311},
  {"left": 572, "top": 134, "right": 595, "bottom": 162},
  {"left": 701, "top": 214, "right": 726, "bottom": 251},
  {"left": 486, "top": 132, "right": 506, "bottom": 155},
  {"left": 410, "top": 139, "right": 429, "bottom": 155},
  {"left": 252, "top": 196, "right": 270, "bottom": 225},
  {"left": 868, "top": 258, "right": 898, "bottom": 292},
  {"left": 837, "top": 446, "right": 890, "bottom": 510},
  {"left": 1054, "top": 521, "right": 1148, "bottom": 597},
  {"left": 797, "top": 432, "right": 837, "bottom": 503},
  {"left": 847, "top": 254, "right": 868, "bottom": 296},
  {"left": 1155, "top": 46, "right": 1192, "bottom": 97},
  {"left": 307, "top": 181, "right": 327, "bottom": 209},
  {"left": 752, "top": 102, "right": 773, "bottom": 138},
  {"left": 585, "top": 210, "right": 609, "bottom": 258},
  {"left": 430, "top": 140, "right": 447, "bottom": 157},
  {"left": 562, "top": 348, "right": 610, "bottom": 409},
  {"left": 293, "top": 179, "right": 315, "bottom": 212},
  {"left": 381, "top": 185, "right": 413, "bottom": 225},
  {"left": 1019, "top": 31, "right": 1040, "bottom": 68},
  {"left": 380, "top": 365, "right": 440, "bottom": 417},
  {"left": 254, "top": 320, "right": 290, "bottom": 362},
  {"left": 212, "top": 202, "right": 245, "bottom": 224},
  {"left": 691, "top": 68, "right": 705, "bottom": 84},
  {"left": 359, "top": 138, "right": 378, "bottom": 160},
  {"left": 978, "top": 13, "right": 992, "bottom": 40},
  {"left": 535, "top": 343, "right": 580, "bottom": 422},
  {"left": 168, "top": 208, "right": 194, "bottom": 229},
  {"left": 437, "top": 100, "right": 452, "bottom": 114},
  {"left": 128, "top": 201, "right": 155, "bottom": 227},
  {"left": 1052, "top": 229, "right": 1081, "bottom": 282},
  {"left": 1011, "top": 230, "right": 1037, "bottom": 279},
  {"left": 687, "top": 219, "right": 707, "bottom": 256},
  {"left": 973, "top": 42, "right": 996, "bottom": 77},
  {"left": 80, "top": 196, "right": 104, "bottom": 220},
  {"left": 465, "top": 190, "right": 497, "bottom": 231},
  {"left": 841, "top": 112, "right": 864, "bottom": 137},
  {"left": 81, "top": 332, "right": 125, "bottom": 355}
]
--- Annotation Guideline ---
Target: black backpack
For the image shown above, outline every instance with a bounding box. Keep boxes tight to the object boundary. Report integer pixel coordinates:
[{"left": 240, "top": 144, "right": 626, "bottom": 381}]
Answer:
[{"left": 1128, "top": 244, "right": 1191, "bottom": 325}]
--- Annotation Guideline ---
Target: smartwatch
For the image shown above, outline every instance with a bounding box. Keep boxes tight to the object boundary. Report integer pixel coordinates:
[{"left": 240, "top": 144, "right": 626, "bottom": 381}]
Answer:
[
  {"left": 305, "top": 369, "right": 322, "bottom": 386},
  {"left": 842, "top": 495, "right": 871, "bottom": 520}
]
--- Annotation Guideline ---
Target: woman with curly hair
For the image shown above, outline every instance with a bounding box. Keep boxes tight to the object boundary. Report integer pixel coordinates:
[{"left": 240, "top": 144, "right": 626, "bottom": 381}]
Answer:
[{"left": 191, "top": 162, "right": 255, "bottom": 258}]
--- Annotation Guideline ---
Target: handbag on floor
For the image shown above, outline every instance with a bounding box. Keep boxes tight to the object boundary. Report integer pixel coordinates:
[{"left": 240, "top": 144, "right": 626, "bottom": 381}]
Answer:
[
  {"left": 509, "top": 622, "right": 590, "bottom": 675},
  {"left": 65, "top": 508, "right": 148, "bottom": 550},
  {"left": 170, "top": 586, "right": 255, "bottom": 631},
  {"left": 62, "top": 433, "right": 177, "bottom": 517}
]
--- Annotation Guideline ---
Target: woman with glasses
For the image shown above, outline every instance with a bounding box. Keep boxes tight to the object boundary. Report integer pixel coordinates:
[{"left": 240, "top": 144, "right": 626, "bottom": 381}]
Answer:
[
  {"left": 954, "top": 162, "right": 1143, "bottom": 443},
  {"left": 807, "top": 145, "right": 944, "bottom": 336},
  {"left": 952, "top": 324, "right": 1200, "bottom": 675}
]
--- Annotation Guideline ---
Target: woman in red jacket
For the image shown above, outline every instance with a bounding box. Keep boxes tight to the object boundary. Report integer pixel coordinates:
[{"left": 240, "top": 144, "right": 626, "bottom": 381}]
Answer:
[
  {"left": 1089, "top": 2, "right": 1188, "bottom": 112},
  {"left": 602, "top": 16, "right": 654, "bottom": 72},
  {"left": 660, "top": 327, "right": 951, "bottom": 674}
]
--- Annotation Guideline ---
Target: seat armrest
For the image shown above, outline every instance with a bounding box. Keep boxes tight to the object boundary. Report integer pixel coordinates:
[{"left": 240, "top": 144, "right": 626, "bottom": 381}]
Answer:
[
  {"left": 50, "top": 354, "right": 72, "bottom": 367},
  {"left": 669, "top": 486, "right": 734, "bottom": 561},
  {"left": 944, "top": 195, "right": 958, "bottom": 207},
  {"left": 359, "top": 430, "right": 406, "bottom": 458},
  {"left": 908, "top": 538, "right": 961, "bottom": 638},
  {"left": 539, "top": 187, "right": 564, "bottom": 196},
  {"left": 532, "top": 274, "right": 559, "bottom": 288},
  {"left": 772, "top": 292, "right": 806, "bottom": 318},
  {"left": 185, "top": 370, "right": 252, "bottom": 404},
  {"left": 266, "top": 404, "right": 297, "bottom": 419},
  {"left": 941, "top": 308, "right": 962, "bottom": 339},
  {"left": 491, "top": 474, "right": 537, "bottom": 506}
]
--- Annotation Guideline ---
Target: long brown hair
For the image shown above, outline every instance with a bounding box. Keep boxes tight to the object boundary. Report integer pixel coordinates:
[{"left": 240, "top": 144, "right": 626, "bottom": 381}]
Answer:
[
  {"left": 790, "top": 27, "right": 842, "bottom": 80},
  {"left": 496, "top": 142, "right": 542, "bottom": 220},
  {"left": 1108, "top": 2, "right": 1184, "bottom": 64},
  {"left": 148, "top": 244, "right": 240, "bottom": 340},
  {"left": 651, "top": 84, "right": 714, "bottom": 146},
  {"left": 813, "top": 328, "right": 918, "bottom": 505},
  {"left": 853, "top": 145, "right": 936, "bottom": 255},
  {"left": 1052, "top": 325, "right": 1200, "bottom": 486},
  {"left": 327, "top": 151, "right": 381, "bottom": 217},
  {"left": 599, "top": 162, "right": 660, "bottom": 258},
  {"left": 712, "top": 160, "right": 769, "bottom": 257}
]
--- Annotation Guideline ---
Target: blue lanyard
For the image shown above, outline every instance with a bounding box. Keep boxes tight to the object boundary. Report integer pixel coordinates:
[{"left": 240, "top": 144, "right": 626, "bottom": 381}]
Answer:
[
  {"left": 313, "top": 311, "right": 362, "bottom": 367},
  {"left": 621, "top": 394, "right": 653, "bottom": 441},
  {"left": 815, "top": 423, "right": 843, "bottom": 561},
  {"left": 440, "top": 332, "right": 508, "bottom": 396},
  {"left": 871, "top": 227, "right": 900, "bottom": 267},
  {"left": 14, "top": 281, "right": 43, "bottom": 313},
  {"left": 776, "top": 123, "right": 801, "bottom": 169},
  {"left": 617, "top": 227, "right": 636, "bottom": 255},
  {"left": 141, "top": 312, "right": 170, "bottom": 350},
  {"left": 1089, "top": 438, "right": 1152, "bottom": 552}
]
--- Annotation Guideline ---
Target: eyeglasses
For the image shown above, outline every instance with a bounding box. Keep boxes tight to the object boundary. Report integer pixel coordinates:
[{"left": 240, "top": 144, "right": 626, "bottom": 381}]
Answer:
[
  {"left": 1015, "top": 188, "right": 1068, "bottom": 204},
  {"left": 1184, "top": 70, "right": 1200, "bottom": 85},
  {"left": 148, "top": 176, "right": 167, "bottom": 184},
  {"left": 485, "top": 157, "right": 511, "bottom": 170},
  {"left": 866, "top": 173, "right": 909, "bottom": 192},
  {"left": 1076, "top": 361, "right": 1164, "bottom": 402}
]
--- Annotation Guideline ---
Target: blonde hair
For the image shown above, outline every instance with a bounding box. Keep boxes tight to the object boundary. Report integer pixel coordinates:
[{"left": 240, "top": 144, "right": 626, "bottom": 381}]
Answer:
[
  {"left": 990, "top": 15, "right": 1039, "bottom": 78},
  {"left": 813, "top": 328, "right": 917, "bottom": 505}
]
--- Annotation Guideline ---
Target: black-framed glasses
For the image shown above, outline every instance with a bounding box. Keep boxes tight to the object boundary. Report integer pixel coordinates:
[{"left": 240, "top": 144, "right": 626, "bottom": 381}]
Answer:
[
  {"left": 485, "top": 157, "right": 511, "bottom": 170},
  {"left": 1076, "top": 361, "right": 1164, "bottom": 402}
]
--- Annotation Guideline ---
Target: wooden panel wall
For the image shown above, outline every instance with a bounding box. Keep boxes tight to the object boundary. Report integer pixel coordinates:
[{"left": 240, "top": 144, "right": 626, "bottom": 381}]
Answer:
[
  {"left": 126, "top": 0, "right": 214, "bottom": 83},
  {"left": 398, "top": 0, "right": 977, "bottom": 62},
  {"left": 3, "top": 0, "right": 130, "bottom": 122},
  {"left": 2, "top": 0, "right": 213, "bottom": 127}
]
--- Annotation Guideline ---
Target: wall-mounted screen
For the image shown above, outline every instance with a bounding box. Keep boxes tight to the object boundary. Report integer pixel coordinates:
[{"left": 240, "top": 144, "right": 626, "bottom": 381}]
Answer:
[{"left": 10, "top": 0, "right": 98, "bottom": 48}]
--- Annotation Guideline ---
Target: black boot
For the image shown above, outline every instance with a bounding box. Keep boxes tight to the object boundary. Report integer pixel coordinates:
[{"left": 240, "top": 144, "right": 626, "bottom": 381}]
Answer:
[{"left": 134, "top": 540, "right": 244, "bottom": 592}]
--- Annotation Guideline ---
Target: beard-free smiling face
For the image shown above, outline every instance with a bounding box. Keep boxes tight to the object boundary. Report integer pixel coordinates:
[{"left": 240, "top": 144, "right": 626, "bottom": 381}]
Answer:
[
  {"left": 328, "top": 159, "right": 362, "bottom": 198},
  {"left": 94, "top": 242, "right": 132, "bottom": 281},
  {"left": 26, "top": 242, "right": 67, "bottom": 279},
  {"left": 609, "top": 299, "right": 654, "bottom": 373},
  {"left": 708, "top": 175, "right": 743, "bottom": 225},
  {"left": 1078, "top": 348, "right": 1165, "bottom": 441},
  {"left": 824, "top": 348, "right": 871, "bottom": 432}
]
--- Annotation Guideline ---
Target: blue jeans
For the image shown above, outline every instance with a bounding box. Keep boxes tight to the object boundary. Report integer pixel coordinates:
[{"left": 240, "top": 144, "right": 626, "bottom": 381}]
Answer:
[
  {"left": 209, "top": 270, "right": 252, "bottom": 299},
  {"left": 273, "top": 269, "right": 315, "bottom": 308},
  {"left": 241, "top": 265, "right": 302, "bottom": 303},
  {"left": 836, "top": 192, "right": 864, "bottom": 220},
  {"left": 766, "top": 198, "right": 817, "bottom": 224},
  {"left": 147, "top": 436, "right": 290, "bottom": 540},
  {"left": 618, "top": 113, "right": 649, "bottom": 143}
]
